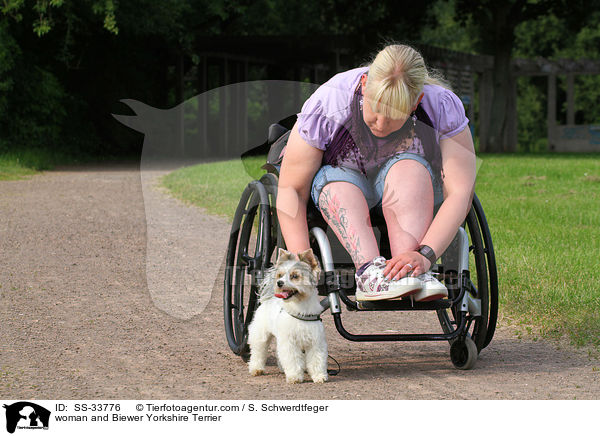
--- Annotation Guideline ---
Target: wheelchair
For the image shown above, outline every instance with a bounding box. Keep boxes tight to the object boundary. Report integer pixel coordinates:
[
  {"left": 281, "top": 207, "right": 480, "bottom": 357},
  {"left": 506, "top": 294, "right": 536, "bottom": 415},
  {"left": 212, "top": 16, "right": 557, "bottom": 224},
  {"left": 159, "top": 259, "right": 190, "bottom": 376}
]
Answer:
[{"left": 224, "top": 122, "right": 498, "bottom": 370}]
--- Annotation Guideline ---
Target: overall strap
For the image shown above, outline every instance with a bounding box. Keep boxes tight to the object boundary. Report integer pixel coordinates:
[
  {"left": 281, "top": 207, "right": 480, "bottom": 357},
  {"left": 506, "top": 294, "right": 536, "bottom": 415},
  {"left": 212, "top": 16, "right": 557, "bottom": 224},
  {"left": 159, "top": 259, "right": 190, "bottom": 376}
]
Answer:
[{"left": 414, "top": 103, "right": 442, "bottom": 179}]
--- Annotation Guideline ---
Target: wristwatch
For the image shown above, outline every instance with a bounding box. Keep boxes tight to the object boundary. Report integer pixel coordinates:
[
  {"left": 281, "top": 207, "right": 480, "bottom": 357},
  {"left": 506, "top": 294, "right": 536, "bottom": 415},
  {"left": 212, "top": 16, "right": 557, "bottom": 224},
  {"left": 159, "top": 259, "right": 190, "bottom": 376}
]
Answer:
[{"left": 417, "top": 245, "right": 437, "bottom": 266}]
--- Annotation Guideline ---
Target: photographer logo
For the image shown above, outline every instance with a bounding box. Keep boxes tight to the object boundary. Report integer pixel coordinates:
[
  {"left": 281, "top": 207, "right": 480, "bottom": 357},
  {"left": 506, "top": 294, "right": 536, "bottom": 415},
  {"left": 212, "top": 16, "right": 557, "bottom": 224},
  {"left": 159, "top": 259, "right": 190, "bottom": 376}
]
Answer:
[{"left": 3, "top": 402, "right": 50, "bottom": 433}]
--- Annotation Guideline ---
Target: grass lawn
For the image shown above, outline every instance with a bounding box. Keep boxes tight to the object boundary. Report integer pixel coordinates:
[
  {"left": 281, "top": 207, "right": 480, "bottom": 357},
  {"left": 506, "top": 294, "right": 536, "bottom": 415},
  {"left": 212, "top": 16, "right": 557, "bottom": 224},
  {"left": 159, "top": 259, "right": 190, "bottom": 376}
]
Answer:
[
  {"left": 162, "top": 153, "right": 600, "bottom": 349},
  {"left": 474, "top": 154, "right": 599, "bottom": 348},
  {"left": 0, "top": 147, "right": 139, "bottom": 180},
  {"left": 161, "top": 156, "right": 268, "bottom": 219},
  {"left": 0, "top": 149, "right": 46, "bottom": 180}
]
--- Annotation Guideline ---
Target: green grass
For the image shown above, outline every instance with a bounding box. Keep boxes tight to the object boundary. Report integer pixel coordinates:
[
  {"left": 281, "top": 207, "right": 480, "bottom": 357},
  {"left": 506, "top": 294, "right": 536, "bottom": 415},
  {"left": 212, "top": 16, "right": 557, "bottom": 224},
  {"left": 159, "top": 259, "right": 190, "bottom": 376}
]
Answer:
[
  {"left": 475, "top": 153, "right": 600, "bottom": 348},
  {"left": 0, "top": 149, "right": 51, "bottom": 180},
  {"left": 162, "top": 153, "right": 600, "bottom": 348},
  {"left": 0, "top": 146, "right": 140, "bottom": 180},
  {"left": 161, "top": 156, "right": 267, "bottom": 219}
]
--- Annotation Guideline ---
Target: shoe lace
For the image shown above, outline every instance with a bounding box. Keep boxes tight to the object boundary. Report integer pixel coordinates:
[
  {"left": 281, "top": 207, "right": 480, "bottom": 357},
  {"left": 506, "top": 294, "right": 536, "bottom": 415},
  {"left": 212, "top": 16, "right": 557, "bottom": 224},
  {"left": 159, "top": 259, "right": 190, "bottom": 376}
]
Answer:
[
  {"left": 420, "top": 271, "right": 439, "bottom": 282},
  {"left": 372, "top": 256, "right": 386, "bottom": 269},
  {"left": 358, "top": 257, "right": 388, "bottom": 293}
]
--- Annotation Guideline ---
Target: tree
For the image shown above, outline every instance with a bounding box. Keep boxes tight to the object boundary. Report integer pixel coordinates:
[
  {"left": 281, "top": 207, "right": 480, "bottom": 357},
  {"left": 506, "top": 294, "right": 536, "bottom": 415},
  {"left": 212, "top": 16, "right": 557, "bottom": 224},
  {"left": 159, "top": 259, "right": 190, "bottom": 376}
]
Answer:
[
  {"left": 455, "top": 0, "right": 599, "bottom": 152},
  {"left": 0, "top": 0, "right": 193, "bottom": 154},
  {"left": 0, "top": 0, "right": 118, "bottom": 36}
]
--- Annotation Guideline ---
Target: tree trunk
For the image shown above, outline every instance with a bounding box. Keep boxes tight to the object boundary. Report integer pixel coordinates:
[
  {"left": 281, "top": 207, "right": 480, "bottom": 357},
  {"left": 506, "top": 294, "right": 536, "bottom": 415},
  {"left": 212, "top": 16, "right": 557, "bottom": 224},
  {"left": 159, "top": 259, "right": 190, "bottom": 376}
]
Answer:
[
  {"left": 486, "top": 45, "right": 518, "bottom": 152},
  {"left": 480, "top": 1, "right": 519, "bottom": 153},
  {"left": 175, "top": 50, "right": 185, "bottom": 157}
]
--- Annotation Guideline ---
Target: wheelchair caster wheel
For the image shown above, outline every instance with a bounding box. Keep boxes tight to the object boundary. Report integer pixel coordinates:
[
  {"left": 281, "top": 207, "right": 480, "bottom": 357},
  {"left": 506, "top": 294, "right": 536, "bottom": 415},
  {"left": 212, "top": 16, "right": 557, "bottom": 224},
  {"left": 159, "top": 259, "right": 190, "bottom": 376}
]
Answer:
[{"left": 450, "top": 336, "right": 478, "bottom": 370}]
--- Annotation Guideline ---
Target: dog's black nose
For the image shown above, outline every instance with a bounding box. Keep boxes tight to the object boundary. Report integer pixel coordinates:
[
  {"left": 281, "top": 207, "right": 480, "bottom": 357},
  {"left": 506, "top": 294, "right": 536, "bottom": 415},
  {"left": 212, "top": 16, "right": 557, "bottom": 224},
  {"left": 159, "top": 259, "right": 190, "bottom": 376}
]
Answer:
[{"left": 277, "top": 280, "right": 284, "bottom": 288}]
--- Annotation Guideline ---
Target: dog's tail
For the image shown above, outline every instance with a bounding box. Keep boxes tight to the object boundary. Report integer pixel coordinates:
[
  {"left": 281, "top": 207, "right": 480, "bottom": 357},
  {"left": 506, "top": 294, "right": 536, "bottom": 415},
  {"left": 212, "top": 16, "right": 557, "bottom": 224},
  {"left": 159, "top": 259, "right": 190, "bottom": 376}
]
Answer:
[{"left": 257, "top": 265, "right": 277, "bottom": 303}]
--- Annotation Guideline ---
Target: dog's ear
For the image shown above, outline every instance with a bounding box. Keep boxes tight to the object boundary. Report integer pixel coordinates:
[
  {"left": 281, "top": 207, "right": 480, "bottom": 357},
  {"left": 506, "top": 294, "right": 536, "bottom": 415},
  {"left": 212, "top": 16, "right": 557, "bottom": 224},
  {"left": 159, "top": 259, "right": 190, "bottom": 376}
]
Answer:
[
  {"left": 298, "top": 248, "right": 321, "bottom": 276},
  {"left": 277, "top": 248, "right": 296, "bottom": 263}
]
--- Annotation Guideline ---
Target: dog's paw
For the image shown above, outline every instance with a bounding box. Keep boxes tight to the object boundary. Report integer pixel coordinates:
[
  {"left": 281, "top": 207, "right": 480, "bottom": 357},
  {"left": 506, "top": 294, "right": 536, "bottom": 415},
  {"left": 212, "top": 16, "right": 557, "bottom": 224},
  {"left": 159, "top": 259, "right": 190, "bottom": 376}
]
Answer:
[
  {"left": 249, "top": 367, "right": 265, "bottom": 376},
  {"left": 311, "top": 374, "right": 328, "bottom": 384},
  {"left": 285, "top": 374, "right": 304, "bottom": 384}
]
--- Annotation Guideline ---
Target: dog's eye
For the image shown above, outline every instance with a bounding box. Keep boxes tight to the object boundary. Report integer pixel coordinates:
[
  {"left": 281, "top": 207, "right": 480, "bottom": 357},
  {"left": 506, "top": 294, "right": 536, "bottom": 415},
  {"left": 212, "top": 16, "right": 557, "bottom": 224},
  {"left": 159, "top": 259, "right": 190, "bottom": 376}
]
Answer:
[{"left": 290, "top": 273, "right": 298, "bottom": 280}]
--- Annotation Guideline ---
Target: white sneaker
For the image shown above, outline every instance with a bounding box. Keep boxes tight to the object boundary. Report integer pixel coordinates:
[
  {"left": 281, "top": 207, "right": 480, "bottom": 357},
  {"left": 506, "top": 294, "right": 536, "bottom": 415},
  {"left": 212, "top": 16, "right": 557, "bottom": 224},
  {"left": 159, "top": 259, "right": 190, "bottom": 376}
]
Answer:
[
  {"left": 412, "top": 271, "right": 448, "bottom": 302},
  {"left": 355, "top": 257, "right": 422, "bottom": 301}
]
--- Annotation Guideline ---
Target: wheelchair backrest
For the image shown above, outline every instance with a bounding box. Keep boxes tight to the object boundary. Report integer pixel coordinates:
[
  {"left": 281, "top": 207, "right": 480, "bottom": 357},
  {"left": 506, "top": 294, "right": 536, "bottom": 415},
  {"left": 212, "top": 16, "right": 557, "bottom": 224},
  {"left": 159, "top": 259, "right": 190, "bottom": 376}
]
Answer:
[{"left": 266, "top": 124, "right": 291, "bottom": 166}]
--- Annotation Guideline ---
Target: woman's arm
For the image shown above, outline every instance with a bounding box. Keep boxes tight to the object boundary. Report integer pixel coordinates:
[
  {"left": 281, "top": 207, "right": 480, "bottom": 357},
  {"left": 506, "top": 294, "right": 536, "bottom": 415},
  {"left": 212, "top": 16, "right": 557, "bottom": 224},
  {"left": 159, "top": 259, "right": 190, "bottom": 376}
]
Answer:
[
  {"left": 276, "top": 121, "right": 324, "bottom": 253},
  {"left": 419, "top": 127, "right": 476, "bottom": 266}
]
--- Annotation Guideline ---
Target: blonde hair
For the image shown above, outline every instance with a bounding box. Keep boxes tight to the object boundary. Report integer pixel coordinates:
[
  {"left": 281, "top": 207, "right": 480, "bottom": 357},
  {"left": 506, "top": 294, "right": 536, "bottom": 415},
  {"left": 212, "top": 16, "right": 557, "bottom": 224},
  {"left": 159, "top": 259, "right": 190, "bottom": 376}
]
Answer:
[{"left": 364, "top": 44, "right": 451, "bottom": 120}]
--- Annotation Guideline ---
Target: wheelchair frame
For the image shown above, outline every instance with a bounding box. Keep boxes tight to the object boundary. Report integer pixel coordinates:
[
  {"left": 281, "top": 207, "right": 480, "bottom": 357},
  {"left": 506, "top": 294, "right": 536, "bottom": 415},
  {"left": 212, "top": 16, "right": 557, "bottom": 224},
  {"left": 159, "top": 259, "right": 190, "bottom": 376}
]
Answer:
[{"left": 224, "top": 126, "right": 498, "bottom": 370}]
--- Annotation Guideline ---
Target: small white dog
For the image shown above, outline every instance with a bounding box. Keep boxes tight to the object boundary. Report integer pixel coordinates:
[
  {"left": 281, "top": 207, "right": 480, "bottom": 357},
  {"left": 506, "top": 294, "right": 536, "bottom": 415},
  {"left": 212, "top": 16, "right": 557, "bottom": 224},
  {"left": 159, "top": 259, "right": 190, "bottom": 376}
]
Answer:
[{"left": 248, "top": 248, "right": 328, "bottom": 384}]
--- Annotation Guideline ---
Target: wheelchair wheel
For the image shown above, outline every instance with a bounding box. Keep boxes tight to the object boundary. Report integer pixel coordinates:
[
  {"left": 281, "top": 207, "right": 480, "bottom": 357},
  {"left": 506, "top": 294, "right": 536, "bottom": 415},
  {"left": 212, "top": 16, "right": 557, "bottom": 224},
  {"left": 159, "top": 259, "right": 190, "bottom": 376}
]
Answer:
[
  {"left": 224, "top": 179, "right": 273, "bottom": 361},
  {"left": 472, "top": 194, "right": 498, "bottom": 349},
  {"left": 259, "top": 172, "right": 285, "bottom": 261},
  {"left": 438, "top": 194, "right": 498, "bottom": 354},
  {"left": 450, "top": 336, "right": 478, "bottom": 370}
]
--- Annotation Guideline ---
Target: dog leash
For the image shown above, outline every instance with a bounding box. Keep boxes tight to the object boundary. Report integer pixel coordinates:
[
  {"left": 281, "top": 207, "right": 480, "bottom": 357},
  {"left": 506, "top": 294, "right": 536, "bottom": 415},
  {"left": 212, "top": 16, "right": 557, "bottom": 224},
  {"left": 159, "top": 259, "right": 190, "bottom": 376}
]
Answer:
[{"left": 327, "top": 355, "right": 340, "bottom": 376}]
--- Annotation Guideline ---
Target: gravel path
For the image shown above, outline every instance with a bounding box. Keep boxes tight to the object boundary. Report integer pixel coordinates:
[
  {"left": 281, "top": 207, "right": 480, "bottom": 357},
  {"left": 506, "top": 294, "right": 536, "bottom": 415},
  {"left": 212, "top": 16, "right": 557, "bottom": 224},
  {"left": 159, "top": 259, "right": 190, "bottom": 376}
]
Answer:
[{"left": 1, "top": 162, "right": 598, "bottom": 400}]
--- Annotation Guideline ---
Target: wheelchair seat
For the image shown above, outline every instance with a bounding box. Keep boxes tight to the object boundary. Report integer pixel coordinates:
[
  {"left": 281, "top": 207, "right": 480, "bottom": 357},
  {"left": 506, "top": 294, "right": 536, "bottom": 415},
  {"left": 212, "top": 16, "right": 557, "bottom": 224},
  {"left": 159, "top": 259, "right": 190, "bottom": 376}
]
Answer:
[{"left": 262, "top": 122, "right": 394, "bottom": 261}]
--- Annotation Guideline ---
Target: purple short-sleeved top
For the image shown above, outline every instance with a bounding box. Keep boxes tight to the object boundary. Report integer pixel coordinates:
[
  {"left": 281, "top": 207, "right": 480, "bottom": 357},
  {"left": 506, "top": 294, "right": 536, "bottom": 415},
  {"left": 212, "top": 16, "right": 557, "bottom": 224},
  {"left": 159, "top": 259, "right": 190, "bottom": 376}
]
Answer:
[{"left": 296, "top": 66, "right": 469, "bottom": 172}]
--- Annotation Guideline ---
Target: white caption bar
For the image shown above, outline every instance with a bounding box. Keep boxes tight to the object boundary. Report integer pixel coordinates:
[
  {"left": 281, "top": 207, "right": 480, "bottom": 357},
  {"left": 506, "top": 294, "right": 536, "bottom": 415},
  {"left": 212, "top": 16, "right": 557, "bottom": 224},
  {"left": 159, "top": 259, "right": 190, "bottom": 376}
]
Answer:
[{"left": 0, "top": 400, "right": 597, "bottom": 436}]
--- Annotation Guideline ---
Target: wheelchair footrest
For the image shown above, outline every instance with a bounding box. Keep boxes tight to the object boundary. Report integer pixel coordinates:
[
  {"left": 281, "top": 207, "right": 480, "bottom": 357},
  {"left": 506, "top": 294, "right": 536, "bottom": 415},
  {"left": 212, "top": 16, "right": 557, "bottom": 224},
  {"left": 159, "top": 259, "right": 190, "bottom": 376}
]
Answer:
[
  {"left": 332, "top": 312, "right": 467, "bottom": 342},
  {"left": 355, "top": 298, "right": 452, "bottom": 311}
]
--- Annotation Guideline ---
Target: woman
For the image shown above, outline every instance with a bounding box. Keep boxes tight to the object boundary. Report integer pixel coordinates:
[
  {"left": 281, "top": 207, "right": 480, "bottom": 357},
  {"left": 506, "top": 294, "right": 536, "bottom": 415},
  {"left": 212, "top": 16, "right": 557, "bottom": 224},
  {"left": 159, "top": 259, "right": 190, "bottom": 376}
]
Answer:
[{"left": 276, "top": 44, "right": 476, "bottom": 302}]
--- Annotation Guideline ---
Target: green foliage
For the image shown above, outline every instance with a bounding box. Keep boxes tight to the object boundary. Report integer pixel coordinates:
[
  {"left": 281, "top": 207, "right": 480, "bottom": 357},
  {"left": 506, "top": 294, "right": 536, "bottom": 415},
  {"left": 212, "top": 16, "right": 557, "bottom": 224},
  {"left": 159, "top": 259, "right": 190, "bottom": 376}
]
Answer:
[
  {"left": 0, "top": 0, "right": 25, "bottom": 21},
  {"left": 424, "top": 0, "right": 600, "bottom": 151},
  {"left": 516, "top": 77, "right": 548, "bottom": 152},
  {"left": 6, "top": 64, "right": 67, "bottom": 148},
  {"left": 92, "top": 0, "right": 117, "bottom": 35},
  {"left": 0, "top": 0, "right": 129, "bottom": 156},
  {"left": 0, "top": 19, "right": 18, "bottom": 152},
  {"left": 419, "top": 0, "right": 478, "bottom": 54},
  {"left": 0, "top": 20, "right": 18, "bottom": 119},
  {"left": 0, "top": 144, "right": 117, "bottom": 180},
  {"left": 1, "top": 0, "right": 119, "bottom": 36},
  {"left": 0, "top": 151, "right": 39, "bottom": 180},
  {"left": 558, "top": 14, "right": 600, "bottom": 124},
  {"left": 513, "top": 9, "right": 600, "bottom": 138},
  {"left": 514, "top": 13, "right": 565, "bottom": 58},
  {"left": 2, "top": 0, "right": 600, "bottom": 158}
]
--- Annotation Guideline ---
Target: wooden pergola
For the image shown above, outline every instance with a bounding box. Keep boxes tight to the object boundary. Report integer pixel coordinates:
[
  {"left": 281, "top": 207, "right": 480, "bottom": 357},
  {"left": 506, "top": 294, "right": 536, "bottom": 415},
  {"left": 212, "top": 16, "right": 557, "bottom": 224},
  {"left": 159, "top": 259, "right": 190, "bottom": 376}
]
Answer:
[
  {"left": 426, "top": 48, "right": 600, "bottom": 152},
  {"left": 169, "top": 37, "right": 599, "bottom": 158},
  {"left": 512, "top": 57, "right": 600, "bottom": 151}
]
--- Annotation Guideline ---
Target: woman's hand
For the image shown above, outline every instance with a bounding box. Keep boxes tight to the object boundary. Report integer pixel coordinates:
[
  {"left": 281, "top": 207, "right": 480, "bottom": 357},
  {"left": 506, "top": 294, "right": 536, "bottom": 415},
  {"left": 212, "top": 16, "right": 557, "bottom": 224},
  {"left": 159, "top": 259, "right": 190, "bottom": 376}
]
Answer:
[{"left": 382, "top": 252, "right": 431, "bottom": 280}]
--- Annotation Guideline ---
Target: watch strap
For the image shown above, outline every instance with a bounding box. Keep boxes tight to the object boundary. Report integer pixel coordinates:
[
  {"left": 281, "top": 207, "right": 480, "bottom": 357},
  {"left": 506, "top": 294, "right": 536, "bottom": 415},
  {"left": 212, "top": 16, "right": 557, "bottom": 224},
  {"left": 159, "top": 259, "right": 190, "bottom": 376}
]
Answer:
[{"left": 417, "top": 245, "right": 437, "bottom": 265}]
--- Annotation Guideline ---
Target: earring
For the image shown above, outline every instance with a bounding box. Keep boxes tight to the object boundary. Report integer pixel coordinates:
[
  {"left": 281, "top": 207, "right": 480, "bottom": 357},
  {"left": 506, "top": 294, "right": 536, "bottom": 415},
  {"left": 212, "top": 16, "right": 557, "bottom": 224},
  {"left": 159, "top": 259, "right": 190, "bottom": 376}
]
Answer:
[{"left": 411, "top": 112, "right": 417, "bottom": 127}]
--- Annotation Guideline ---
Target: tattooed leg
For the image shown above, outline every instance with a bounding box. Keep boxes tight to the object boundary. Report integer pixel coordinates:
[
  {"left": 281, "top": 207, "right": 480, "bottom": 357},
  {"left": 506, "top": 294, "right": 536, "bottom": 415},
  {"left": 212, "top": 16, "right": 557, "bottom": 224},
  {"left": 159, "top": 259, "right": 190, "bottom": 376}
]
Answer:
[{"left": 318, "top": 182, "right": 379, "bottom": 267}]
